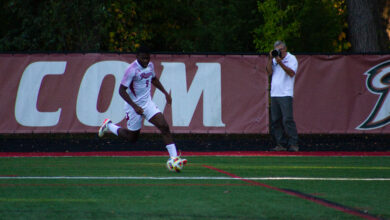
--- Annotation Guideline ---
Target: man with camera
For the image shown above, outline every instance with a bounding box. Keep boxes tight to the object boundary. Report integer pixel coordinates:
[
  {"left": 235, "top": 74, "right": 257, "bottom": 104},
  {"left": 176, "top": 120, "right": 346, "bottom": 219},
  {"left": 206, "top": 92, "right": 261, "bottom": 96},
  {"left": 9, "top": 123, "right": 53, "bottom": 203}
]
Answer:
[{"left": 266, "top": 40, "right": 299, "bottom": 152}]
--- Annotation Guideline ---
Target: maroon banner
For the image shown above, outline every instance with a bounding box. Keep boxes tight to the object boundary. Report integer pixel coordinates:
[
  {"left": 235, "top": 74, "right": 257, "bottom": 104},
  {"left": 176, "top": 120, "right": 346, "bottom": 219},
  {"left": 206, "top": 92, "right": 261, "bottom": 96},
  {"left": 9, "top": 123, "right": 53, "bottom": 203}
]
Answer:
[
  {"left": 0, "top": 54, "right": 268, "bottom": 134},
  {"left": 1, "top": 53, "right": 389, "bottom": 134},
  {"left": 294, "top": 54, "right": 390, "bottom": 133}
]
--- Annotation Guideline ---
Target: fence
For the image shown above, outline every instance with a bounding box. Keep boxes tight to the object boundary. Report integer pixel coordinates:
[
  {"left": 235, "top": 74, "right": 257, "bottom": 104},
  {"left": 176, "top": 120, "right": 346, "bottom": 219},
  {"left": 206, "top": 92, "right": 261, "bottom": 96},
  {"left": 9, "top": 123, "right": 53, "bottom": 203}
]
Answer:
[{"left": 0, "top": 53, "right": 389, "bottom": 134}]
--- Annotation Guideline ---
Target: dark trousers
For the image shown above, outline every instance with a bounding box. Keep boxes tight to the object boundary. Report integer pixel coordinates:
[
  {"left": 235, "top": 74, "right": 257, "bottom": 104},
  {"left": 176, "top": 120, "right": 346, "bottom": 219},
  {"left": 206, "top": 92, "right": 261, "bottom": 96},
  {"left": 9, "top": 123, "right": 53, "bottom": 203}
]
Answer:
[{"left": 270, "top": 96, "right": 298, "bottom": 146}]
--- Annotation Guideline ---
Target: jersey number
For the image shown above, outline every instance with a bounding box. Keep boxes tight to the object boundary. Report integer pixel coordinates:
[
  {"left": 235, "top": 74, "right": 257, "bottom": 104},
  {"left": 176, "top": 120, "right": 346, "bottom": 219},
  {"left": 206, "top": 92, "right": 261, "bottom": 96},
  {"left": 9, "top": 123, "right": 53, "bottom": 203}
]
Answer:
[{"left": 145, "top": 80, "right": 149, "bottom": 87}]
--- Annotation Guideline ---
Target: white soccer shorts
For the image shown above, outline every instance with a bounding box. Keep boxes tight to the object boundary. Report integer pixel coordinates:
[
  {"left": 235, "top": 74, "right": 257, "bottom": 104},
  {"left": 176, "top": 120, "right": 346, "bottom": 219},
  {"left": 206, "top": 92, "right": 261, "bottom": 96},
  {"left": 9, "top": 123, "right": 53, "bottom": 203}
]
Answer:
[{"left": 125, "top": 101, "right": 161, "bottom": 131}]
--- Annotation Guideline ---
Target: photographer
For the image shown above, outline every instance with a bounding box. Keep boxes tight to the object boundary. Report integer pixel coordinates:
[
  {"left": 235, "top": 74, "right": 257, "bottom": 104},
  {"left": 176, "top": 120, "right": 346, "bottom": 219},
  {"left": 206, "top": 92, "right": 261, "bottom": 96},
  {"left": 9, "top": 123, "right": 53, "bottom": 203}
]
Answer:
[{"left": 265, "top": 40, "right": 299, "bottom": 152}]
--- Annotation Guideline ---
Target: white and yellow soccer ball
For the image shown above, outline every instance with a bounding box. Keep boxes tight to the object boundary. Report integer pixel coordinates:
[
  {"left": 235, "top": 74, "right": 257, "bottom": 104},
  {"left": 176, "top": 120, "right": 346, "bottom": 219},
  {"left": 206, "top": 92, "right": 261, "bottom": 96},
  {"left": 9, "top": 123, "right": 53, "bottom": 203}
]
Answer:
[{"left": 166, "top": 157, "right": 184, "bottom": 172}]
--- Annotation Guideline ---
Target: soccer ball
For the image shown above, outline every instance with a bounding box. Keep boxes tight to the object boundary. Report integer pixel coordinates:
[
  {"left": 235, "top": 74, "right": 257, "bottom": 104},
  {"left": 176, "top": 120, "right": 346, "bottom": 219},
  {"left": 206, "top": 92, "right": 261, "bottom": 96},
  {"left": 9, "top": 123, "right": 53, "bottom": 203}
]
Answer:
[{"left": 166, "top": 157, "right": 184, "bottom": 172}]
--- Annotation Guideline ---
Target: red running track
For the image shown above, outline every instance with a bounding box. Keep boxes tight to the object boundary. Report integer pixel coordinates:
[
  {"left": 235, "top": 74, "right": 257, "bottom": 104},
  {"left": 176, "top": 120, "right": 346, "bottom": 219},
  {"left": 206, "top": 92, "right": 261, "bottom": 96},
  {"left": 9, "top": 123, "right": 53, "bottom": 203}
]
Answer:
[{"left": 0, "top": 151, "right": 389, "bottom": 157}]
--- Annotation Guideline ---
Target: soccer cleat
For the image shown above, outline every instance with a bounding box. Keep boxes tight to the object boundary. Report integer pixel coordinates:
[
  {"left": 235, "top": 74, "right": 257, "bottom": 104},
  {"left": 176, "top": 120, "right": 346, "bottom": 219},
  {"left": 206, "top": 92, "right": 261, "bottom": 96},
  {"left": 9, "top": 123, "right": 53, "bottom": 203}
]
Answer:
[
  {"left": 98, "top": 118, "right": 112, "bottom": 137},
  {"left": 180, "top": 158, "right": 188, "bottom": 166},
  {"left": 170, "top": 156, "right": 187, "bottom": 163},
  {"left": 176, "top": 151, "right": 188, "bottom": 166}
]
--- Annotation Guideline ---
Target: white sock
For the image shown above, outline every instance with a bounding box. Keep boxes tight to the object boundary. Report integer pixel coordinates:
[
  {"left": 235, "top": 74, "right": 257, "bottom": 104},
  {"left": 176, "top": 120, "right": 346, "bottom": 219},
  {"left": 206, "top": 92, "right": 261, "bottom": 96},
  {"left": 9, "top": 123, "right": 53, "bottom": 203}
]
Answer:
[
  {"left": 107, "top": 123, "right": 120, "bottom": 136},
  {"left": 166, "top": 143, "right": 178, "bottom": 158}
]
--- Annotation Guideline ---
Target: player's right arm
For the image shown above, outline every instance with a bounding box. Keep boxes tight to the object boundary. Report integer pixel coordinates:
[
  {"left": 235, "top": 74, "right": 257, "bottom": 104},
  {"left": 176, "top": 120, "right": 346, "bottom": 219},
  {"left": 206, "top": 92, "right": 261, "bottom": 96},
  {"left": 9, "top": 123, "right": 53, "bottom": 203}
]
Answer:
[{"left": 119, "top": 85, "right": 144, "bottom": 115}]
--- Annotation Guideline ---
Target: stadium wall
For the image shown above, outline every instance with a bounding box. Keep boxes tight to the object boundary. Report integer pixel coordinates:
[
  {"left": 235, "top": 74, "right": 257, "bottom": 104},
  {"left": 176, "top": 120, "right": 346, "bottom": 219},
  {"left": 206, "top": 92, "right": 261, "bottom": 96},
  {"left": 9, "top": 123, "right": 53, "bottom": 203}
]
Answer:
[{"left": 0, "top": 53, "right": 389, "bottom": 134}]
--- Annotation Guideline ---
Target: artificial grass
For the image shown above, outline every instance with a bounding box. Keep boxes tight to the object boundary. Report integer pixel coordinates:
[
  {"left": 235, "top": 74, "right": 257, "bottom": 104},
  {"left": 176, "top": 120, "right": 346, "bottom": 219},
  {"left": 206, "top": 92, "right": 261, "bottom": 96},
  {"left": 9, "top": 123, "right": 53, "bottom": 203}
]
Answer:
[{"left": 0, "top": 156, "right": 388, "bottom": 219}]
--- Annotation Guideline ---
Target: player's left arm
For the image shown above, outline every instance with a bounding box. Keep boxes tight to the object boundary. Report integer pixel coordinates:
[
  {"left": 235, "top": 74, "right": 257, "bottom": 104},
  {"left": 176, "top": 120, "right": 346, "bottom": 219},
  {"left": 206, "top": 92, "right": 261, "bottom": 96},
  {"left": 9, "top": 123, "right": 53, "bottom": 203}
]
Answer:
[{"left": 151, "top": 77, "right": 172, "bottom": 105}]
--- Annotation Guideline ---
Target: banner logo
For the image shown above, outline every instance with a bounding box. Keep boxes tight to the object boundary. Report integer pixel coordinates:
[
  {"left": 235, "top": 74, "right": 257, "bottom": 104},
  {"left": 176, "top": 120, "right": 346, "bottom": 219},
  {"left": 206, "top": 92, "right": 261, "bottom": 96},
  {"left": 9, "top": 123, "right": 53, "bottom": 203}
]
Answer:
[{"left": 357, "top": 60, "right": 390, "bottom": 130}]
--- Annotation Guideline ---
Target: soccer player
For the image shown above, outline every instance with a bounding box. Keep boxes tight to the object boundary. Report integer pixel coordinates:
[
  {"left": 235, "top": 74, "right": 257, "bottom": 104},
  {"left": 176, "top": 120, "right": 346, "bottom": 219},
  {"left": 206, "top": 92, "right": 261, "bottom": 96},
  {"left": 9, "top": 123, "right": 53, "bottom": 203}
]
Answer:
[{"left": 98, "top": 46, "right": 187, "bottom": 165}]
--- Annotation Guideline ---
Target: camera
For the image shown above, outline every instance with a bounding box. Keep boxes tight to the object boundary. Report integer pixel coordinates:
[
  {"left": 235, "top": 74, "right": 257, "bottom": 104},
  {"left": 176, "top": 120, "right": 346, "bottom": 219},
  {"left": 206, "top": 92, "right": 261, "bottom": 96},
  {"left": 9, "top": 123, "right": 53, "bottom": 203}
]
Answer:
[{"left": 271, "top": 49, "right": 281, "bottom": 58}]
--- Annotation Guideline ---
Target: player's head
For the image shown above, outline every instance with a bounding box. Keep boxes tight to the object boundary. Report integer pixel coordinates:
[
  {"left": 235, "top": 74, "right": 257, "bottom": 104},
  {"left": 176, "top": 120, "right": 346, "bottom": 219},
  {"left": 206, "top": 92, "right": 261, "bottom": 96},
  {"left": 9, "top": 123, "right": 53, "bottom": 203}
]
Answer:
[{"left": 136, "top": 45, "right": 151, "bottom": 68}]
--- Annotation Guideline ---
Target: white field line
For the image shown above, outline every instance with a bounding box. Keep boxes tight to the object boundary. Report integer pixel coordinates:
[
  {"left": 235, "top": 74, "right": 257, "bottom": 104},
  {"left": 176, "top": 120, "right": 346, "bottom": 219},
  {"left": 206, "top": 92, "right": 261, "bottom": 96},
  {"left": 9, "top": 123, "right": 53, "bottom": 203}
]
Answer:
[{"left": 0, "top": 176, "right": 389, "bottom": 181}]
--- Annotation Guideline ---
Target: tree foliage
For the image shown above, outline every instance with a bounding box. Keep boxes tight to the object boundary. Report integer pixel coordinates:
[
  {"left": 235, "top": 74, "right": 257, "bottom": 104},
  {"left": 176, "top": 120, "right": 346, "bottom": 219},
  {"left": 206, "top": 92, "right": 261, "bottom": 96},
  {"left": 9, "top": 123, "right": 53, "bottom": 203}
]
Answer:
[
  {"left": 253, "top": 0, "right": 350, "bottom": 53},
  {"left": 0, "top": 0, "right": 260, "bottom": 52},
  {"left": 0, "top": 0, "right": 110, "bottom": 51},
  {"left": 253, "top": 0, "right": 300, "bottom": 52},
  {"left": 0, "top": 0, "right": 387, "bottom": 53},
  {"left": 107, "top": 0, "right": 149, "bottom": 52},
  {"left": 127, "top": 0, "right": 260, "bottom": 52}
]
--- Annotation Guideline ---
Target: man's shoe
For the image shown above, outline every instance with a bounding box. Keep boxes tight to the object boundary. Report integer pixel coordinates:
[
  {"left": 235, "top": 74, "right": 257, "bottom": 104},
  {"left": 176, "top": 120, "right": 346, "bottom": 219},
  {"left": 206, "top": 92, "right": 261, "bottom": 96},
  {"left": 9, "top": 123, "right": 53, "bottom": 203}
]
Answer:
[
  {"left": 288, "top": 145, "right": 299, "bottom": 152},
  {"left": 98, "top": 118, "right": 112, "bottom": 137},
  {"left": 270, "top": 145, "right": 287, "bottom": 151}
]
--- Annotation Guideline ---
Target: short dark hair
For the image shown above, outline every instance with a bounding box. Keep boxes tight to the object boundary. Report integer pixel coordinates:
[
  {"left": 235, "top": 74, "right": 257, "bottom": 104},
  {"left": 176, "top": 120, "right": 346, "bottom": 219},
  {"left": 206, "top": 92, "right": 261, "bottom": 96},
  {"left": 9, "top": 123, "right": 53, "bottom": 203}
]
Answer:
[{"left": 136, "top": 45, "right": 150, "bottom": 55}]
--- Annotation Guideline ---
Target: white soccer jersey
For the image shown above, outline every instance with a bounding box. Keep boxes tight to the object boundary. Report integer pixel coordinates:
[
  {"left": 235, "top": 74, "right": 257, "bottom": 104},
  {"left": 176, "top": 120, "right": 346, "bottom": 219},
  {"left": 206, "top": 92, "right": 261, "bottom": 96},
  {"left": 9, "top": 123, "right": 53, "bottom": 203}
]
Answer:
[{"left": 121, "top": 60, "right": 156, "bottom": 108}]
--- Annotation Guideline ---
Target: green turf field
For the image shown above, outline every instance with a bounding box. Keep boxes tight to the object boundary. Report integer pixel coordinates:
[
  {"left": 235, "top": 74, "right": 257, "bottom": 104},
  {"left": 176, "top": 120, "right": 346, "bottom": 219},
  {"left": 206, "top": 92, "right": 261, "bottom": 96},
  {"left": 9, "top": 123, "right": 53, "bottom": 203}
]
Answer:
[{"left": 0, "top": 156, "right": 389, "bottom": 219}]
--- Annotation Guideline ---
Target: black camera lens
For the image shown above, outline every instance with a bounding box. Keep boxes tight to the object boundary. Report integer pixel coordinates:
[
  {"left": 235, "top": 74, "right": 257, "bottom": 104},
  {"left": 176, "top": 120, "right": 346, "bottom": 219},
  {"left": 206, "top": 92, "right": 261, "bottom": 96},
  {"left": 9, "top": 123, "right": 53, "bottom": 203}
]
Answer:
[{"left": 272, "top": 49, "right": 281, "bottom": 57}]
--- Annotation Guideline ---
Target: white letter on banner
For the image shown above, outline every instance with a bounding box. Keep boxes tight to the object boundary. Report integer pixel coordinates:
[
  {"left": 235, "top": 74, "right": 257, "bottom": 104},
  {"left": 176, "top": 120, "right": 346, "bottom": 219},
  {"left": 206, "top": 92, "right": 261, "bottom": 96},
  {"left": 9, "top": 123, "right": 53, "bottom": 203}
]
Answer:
[
  {"left": 146, "top": 62, "right": 225, "bottom": 127},
  {"left": 76, "top": 61, "right": 129, "bottom": 126},
  {"left": 15, "top": 61, "right": 66, "bottom": 126}
]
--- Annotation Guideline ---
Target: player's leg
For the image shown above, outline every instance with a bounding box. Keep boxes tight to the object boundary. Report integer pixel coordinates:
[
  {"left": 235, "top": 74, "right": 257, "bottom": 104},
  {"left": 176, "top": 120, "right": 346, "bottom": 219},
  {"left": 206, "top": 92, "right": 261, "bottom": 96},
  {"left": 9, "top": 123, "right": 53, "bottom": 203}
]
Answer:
[
  {"left": 98, "top": 110, "right": 142, "bottom": 143},
  {"left": 149, "top": 113, "right": 187, "bottom": 163},
  {"left": 148, "top": 112, "right": 173, "bottom": 145},
  {"left": 98, "top": 119, "right": 140, "bottom": 142},
  {"left": 117, "top": 128, "right": 140, "bottom": 143},
  {"left": 144, "top": 102, "right": 187, "bottom": 165}
]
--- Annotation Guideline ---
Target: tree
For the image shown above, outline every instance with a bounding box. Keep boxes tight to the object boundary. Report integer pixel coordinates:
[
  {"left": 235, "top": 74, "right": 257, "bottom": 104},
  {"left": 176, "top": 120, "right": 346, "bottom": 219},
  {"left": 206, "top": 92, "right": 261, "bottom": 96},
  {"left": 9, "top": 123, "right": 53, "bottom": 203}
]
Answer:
[
  {"left": 253, "top": 0, "right": 300, "bottom": 52},
  {"left": 346, "top": 0, "right": 389, "bottom": 52},
  {"left": 0, "top": 0, "right": 110, "bottom": 51},
  {"left": 106, "top": 0, "right": 151, "bottom": 52},
  {"left": 253, "top": 0, "right": 349, "bottom": 53},
  {"left": 6, "top": 0, "right": 387, "bottom": 53},
  {"left": 0, "top": 0, "right": 261, "bottom": 53},
  {"left": 134, "top": 0, "right": 260, "bottom": 52}
]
